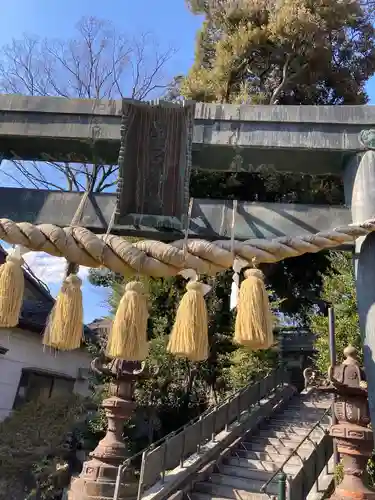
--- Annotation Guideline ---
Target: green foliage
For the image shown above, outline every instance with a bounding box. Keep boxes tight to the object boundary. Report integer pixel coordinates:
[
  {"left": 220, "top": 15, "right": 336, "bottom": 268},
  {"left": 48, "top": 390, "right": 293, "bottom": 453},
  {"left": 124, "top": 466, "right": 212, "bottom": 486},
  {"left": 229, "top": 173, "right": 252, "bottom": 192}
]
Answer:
[
  {"left": 135, "top": 335, "right": 204, "bottom": 413},
  {"left": 308, "top": 252, "right": 362, "bottom": 375},
  {"left": 334, "top": 462, "right": 344, "bottom": 485},
  {"left": 183, "top": 0, "right": 375, "bottom": 105},
  {"left": 224, "top": 347, "right": 278, "bottom": 391},
  {"left": 0, "top": 395, "right": 90, "bottom": 500}
]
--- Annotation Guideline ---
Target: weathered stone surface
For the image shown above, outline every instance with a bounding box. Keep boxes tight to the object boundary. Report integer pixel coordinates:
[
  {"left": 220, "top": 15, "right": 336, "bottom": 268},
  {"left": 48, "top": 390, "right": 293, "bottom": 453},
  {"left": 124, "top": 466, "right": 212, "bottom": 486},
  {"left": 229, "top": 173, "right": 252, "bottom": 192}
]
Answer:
[
  {"left": 0, "top": 187, "right": 352, "bottom": 241},
  {"left": 344, "top": 151, "right": 375, "bottom": 444},
  {"left": 0, "top": 94, "right": 373, "bottom": 172},
  {"left": 115, "top": 100, "right": 194, "bottom": 228}
]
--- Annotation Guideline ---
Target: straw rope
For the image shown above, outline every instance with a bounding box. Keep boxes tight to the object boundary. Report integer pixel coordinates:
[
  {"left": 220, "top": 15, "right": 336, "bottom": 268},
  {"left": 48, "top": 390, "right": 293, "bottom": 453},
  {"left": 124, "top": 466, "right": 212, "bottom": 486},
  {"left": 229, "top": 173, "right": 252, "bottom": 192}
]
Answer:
[{"left": 0, "top": 217, "right": 373, "bottom": 278}]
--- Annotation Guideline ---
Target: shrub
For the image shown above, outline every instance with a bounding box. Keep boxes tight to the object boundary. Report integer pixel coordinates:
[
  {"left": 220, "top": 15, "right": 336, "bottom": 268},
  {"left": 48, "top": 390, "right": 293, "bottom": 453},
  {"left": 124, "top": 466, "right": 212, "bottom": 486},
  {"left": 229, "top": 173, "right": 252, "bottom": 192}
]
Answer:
[{"left": 0, "top": 394, "right": 89, "bottom": 500}]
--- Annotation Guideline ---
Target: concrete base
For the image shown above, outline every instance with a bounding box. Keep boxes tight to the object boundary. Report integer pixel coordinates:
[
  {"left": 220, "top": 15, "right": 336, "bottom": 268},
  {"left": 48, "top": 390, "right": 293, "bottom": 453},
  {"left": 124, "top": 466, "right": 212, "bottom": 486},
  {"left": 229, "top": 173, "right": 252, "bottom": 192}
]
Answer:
[
  {"left": 331, "top": 481, "right": 375, "bottom": 500},
  {"left": 67, "top": 460, "right": 139, "bottom": 500}
]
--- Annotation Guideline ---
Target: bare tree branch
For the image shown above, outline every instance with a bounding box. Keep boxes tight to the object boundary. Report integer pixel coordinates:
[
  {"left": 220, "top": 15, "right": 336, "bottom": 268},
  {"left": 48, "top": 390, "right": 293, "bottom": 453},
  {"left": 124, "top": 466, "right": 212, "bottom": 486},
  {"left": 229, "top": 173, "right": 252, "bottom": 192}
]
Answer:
[
  {"left": 269, "top": 53, "right": 292, "bottom": 105},
  {"left": 0, "top": 16, "right": 175, "bottom": 193}
]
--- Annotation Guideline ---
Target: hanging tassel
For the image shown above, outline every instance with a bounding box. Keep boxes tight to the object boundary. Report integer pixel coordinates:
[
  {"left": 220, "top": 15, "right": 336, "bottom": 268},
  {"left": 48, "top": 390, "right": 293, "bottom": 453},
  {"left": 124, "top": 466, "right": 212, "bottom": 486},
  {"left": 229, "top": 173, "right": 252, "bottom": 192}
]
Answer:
[
  {"left": 234, "top": 268, "right": 273, "bottom": 350},
  {"left": 43, "top": 274, "right": 83, "bottom": 351},
  {"left": 0, "top": 246, "right": 25, "bottom": 327},
  {"left": 106, "top": 281, "right": 149, "bottom": 361},
  {"left": 167, "top": 277, "right": 210, "bottom": 362}
]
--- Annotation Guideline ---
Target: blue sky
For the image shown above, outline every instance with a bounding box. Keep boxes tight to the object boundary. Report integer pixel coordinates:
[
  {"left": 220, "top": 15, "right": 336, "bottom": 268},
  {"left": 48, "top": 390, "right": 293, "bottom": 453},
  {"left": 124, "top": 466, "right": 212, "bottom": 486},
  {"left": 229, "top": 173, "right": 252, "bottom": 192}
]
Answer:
[
  {"left": 0, "top": 1, "right": 203, "bottom": 78},
  {"left": 0, "top": 0, "right": 203, "bottom": 324},
  {"left": 1, "top": 1, "right": 375, "bottom": 323}
]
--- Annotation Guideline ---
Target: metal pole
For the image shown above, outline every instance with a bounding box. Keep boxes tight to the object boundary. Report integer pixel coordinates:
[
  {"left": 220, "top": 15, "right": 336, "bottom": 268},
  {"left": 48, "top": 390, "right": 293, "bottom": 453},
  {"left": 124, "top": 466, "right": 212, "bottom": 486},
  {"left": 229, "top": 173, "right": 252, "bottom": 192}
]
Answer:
[
  {"left": 328, "top": 307, "right": 337, "bottom": 367},
  {"left": 328, "top": 307, "right": 339, "bottom": 470},
  {"left": 278, "top": 472, "right": 287, "bottom": 500},
  {"left": 113, "top": 463, "right": 127, "bottom": 500}
]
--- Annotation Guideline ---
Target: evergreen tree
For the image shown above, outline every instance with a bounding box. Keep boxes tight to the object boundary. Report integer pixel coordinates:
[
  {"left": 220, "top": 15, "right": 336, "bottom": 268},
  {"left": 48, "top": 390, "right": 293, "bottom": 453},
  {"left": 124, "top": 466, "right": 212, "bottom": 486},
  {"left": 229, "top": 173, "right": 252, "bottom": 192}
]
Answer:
[
  {"left": 183, "top": 0, "right": 375, "bottom": 105},
  {"left": 308, "top": 252, "right": 362, "bottom": 375}
]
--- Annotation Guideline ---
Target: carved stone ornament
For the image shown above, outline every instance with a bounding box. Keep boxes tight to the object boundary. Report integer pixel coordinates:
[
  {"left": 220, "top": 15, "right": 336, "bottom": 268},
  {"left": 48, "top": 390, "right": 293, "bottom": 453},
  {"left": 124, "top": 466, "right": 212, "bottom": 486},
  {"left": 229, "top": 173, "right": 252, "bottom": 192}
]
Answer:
[
  {"left": 318, "top": 346, "right": 375, "bottom": 500},
  {"left": 360, "top": 129, "right": 375, "bottom": 150}
]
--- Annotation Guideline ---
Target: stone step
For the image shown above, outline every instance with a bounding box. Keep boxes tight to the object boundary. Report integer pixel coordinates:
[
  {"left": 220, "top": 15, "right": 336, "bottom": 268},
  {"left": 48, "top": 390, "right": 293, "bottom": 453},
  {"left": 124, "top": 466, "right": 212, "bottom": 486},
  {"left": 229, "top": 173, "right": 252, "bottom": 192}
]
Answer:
[
  {"left": 276, "top": 415, "right": 326, "bottom": 424},
  {"left": 210, "top": 472, "right": 278, "bottom": 493},
  {"left": 299, "top": 401, "right": 332, "bottom": 408},
  {"left": 264, "top": 422, "right": 329, "bottom": 434},
  {"left": 241, "top": 437, "right": 316, "bottom": 452},
  {"left": 272, "top": 416, "right": 329, "bottom": 427},
  {"left": 195, "top": 476, "right": 278, "bottom": 498},
  {"left": 226, "top": 455, "right": 302, "bottom": 469},
  {"left": 283, "top": 402, "right": 329, "bottom": 410},
  {"left": 236, "top": 444, "right": 312, "bottom": 460},
  {"left": 189, "top": 392, "right": 333, "bottom": 500},
  {"left": 289, "top": 399, "right": 330, "bottom": 406},
  {"left": 280, "top": 409, "right": 328, "bottom": 418},
  {"left": 218, "top": 465, "right": 274, "bottom": 483},
  {"left": 261, "top": 424, "right": 326, "bottom": 434},
  {"left": 234, "top": 447, "right": 311, "bottom": 461},
  {"left": 269, "top": 419, "right": 330, "bottom": 431},
  {"left": 284, "top": 401, "right": 328, "bottom": 409},
  {"left": 191, "top": 492, "right": 269, "bottom": 500},
  {"left": 264, "top": 412, "right": 317, "bottom": 422},
  {"left": 249, "top": 435, "right": 320, "bottom": 448},
  {"left": 257, "top": 429, "right": 324, "bottom": 441},
  {"left": 272, "top": 409, "right": 328, "bottom": 418}
]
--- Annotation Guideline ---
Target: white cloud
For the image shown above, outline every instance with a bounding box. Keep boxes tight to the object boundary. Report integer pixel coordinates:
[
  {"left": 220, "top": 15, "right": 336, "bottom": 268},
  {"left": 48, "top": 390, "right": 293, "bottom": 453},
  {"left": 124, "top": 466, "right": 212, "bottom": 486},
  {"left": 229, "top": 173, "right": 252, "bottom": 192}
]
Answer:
[{"left": 23, "top": 252, "right": 89, "bottom": 286}]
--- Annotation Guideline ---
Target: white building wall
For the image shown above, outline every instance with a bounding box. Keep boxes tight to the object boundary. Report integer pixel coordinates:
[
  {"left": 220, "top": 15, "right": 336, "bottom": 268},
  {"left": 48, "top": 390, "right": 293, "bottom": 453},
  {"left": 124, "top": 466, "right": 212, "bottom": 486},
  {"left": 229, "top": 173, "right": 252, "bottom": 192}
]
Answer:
[{"left": 0, "top": 328, "right": 92, "bottom": 421}]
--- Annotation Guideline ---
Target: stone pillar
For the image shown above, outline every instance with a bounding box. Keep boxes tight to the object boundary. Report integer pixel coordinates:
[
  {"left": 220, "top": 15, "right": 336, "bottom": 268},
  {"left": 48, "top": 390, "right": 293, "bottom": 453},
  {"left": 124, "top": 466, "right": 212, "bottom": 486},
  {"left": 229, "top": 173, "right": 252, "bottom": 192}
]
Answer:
[{"left": 344, "top": 148, "right": 375, "bottom": 435}]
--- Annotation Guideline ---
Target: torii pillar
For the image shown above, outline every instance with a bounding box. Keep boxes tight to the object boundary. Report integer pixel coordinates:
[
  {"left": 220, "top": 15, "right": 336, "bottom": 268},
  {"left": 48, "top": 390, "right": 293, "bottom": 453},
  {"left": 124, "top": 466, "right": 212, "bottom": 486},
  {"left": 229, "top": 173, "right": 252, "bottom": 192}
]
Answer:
[{"left": 344, "top": 143, "right": 375, "bottom": 438}]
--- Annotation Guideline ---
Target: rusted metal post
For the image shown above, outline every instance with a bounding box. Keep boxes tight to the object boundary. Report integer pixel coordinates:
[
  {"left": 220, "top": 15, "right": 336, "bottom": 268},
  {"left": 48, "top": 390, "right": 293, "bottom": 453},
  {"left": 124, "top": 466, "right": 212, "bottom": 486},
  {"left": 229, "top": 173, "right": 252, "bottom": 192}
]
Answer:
[
  {"left": 328, "top": 307, "right": 339, "bottom": 470},
  {"left": 328, "top": 308, "right": 336, "bottom": 372}
]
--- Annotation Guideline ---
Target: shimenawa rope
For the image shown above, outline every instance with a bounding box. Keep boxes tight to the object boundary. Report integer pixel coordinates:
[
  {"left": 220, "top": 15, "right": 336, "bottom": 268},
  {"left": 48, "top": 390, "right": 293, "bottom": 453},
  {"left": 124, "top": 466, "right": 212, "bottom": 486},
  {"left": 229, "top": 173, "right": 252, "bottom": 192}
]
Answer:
[{"left": 0, "top": 217, "right": 373, "bottom": 279}]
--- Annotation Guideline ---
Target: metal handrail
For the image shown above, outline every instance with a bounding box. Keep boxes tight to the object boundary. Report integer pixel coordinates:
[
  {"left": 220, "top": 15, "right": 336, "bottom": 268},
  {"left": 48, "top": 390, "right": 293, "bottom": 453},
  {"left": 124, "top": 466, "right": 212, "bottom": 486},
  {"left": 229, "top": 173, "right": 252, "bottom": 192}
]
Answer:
[
  {"left": 113, "top": 365, "right": 287, "bottom": 500},
  {"left": 260, "top": 407, "right": 331, "bottom": 496},
  {"left": 122, "top": 366, "right": 282, "bottom": 468}
]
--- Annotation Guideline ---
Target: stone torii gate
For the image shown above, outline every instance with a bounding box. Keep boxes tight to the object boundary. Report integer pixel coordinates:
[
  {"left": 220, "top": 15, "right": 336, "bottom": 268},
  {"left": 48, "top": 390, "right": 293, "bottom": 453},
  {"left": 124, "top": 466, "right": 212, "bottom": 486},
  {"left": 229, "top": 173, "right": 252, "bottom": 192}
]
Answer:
[{"left": 0, "top": 94, "right": 375, "bottom": 429}]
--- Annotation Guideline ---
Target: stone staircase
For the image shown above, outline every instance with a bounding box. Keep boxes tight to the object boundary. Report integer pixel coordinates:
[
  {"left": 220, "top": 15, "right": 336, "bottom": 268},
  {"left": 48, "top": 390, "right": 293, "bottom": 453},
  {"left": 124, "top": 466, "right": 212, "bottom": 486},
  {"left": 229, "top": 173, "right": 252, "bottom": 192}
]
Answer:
[{"left": 190, "top": 391, "right": 333, "bottom": 500}]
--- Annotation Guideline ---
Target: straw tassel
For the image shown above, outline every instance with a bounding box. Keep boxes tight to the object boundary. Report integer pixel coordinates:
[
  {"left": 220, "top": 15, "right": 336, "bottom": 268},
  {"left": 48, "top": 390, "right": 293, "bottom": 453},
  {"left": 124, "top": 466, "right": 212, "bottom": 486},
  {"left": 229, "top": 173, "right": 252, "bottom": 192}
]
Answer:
[
  {"left": 167, "top": 280, "right": 209, "bottom": 362},
  {"left": 106, "top": 281, "right": 149, "bottom": 361},
  {"left": 234, "top": 268, "right": 273, "bottom": 350},
  {"left": 43, "top": 274, "right": 83, "bottom": 350},
  {"left": 0, "top": 248, "right": 25, "bottom": 327}
]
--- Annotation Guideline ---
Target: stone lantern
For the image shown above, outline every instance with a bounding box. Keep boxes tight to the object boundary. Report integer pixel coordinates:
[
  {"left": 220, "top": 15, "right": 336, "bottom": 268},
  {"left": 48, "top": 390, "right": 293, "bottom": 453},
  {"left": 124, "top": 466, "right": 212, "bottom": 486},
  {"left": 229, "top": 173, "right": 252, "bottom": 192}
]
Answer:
[
  {"left": 68, "top": 356, "right": 150, "bottom": 500},
  {"left": 319, "top": 346, "right": 375, "bottom": 500}
]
